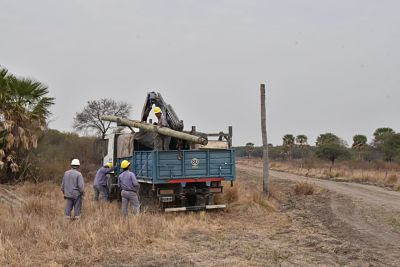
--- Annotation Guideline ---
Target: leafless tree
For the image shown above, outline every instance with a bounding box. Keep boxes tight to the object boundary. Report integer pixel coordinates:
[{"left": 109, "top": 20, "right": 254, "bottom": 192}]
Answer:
[{"left": 73, "top": 99, "right": 132, "bottom": 139}]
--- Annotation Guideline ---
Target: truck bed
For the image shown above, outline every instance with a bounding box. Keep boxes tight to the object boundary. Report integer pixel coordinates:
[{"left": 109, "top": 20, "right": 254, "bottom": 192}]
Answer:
[{"left": 117, "top": 149, "right": 236, "bottom": 184}]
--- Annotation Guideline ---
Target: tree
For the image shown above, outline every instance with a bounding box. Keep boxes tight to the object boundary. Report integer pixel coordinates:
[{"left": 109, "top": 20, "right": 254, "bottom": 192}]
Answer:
[
  {"left": 73, "top": 99, "right": 132, "bottom": 139},
  {"left": 315, "top": 133, "right": 349, "bottom": 168},
  {"left": 315, "top": 143, "right": 349, "bottom": 167},
  {"left": 352, "top": 134, "right": 367, "bottom": 149},
  {"left": 282, "top": 134, "right": 295, "bottom": 159},
  {"left": 296, "top": 134, "right": 308, "bottom": 146},
  {"left": 373, "top": 127, "right": 395, "bottom": 148},
  {"left": 0, "top": 67, "right": 54, "bottom": 181},
  {"left": 296, "top": 134, "right": 308, "bottom": 161},
  {"left": 382, "top": 133, "right": 400, "bottom": 162},
  {"left": 245, "top": 142, "right": 255, "bottom": 158},
  {"left": 316, "top": 133, "right": 343, "bottom": 146},
  {"left": 352, "top": 134, "right": 368, "bottom": 160}
]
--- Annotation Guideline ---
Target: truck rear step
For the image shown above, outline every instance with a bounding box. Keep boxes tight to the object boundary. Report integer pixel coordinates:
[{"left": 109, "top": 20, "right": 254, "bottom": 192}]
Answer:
[{"left": 164, "top": 204, "right": 226, "bottom": 212}]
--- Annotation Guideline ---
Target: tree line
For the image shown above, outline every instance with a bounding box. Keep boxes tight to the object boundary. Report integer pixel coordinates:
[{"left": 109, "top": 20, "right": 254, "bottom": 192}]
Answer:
[{"left": 237, "top": 128, "right": 400, "bottom": 165}]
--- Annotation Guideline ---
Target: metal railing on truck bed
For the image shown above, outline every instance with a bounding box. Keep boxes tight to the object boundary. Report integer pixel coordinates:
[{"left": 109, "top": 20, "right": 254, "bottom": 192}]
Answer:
[{"left": 116, "top": 149, "right": 236, "bottom": 184}]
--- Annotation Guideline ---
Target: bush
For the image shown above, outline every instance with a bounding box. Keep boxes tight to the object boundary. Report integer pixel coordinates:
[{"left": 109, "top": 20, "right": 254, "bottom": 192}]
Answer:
[
  {"left": 29, "top": 129, "right": 102, "bottom": 182},
  {"left": 294, "top": 182, "right": 315, "bottom": 196}
]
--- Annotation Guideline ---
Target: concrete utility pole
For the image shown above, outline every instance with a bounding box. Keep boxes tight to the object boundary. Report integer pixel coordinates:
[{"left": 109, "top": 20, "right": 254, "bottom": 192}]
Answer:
[
  {"left": 260, "top": 84, "right": 269, "bottom": 194},
  {"left": 101, "top": 116, "right": 208, "bottom": 145}
]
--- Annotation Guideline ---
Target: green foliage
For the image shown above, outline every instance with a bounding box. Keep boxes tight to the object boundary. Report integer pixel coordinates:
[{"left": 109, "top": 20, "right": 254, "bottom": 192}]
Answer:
[
  {"left": 382, "top": 133, "right": 400, "bottom": 162},
  {"left": 352, "top": 134, "right": 367, "bottom": 149},
  {"left": 296, "top": 135, "right": 308, "bottom": 146},
  {"left": 371, "top": 128, "right": 399, "bottom": 162},
  {"left": 236, "top": 129, "right": 400, "bottom": 166},
  {"left": 373, "top": 128, "right": 395, "bottom": 143},
  {"left": 314, "top": 133, "right": 349, "bottom": 165},
  {"left": 0, "top": 66, "right": 54, "bottom": 181},
  {"left": 316, "top": 133, "right": 343, "bottom": 146},
  {"left": 282, "top": 134, "right": 295, "bottom": 147},
  {"left": 315, "top": 143, "right": 350, "bottom": 165},
  {"left": 282, "top": 134, "right": 295, "bottom": 159}
]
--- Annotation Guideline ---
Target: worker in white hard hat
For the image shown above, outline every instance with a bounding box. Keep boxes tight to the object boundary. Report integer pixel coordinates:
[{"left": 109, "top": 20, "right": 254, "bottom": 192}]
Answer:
[
  {"left": 153, "top": 106, "right": 171, "bottom": 150},
  {"left": 118, "top": 160, "right": 140, "bottom": 216},
  {"left": 93, "top": 162, "right": 116, "bottom": 202},
  {"left": 61, "top": 159, "right": 85, "bottom": 220}
]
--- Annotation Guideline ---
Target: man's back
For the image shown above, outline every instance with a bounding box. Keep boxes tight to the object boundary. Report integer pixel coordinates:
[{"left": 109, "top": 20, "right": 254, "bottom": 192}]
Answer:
[{"left": 62, "top": 169, "right": 84, "bottom": 199}]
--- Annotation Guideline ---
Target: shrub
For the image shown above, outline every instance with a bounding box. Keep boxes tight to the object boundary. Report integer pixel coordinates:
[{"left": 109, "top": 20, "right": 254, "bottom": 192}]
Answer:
[{"left": 294, "top": 182, "right": 315, "bottom": 196}]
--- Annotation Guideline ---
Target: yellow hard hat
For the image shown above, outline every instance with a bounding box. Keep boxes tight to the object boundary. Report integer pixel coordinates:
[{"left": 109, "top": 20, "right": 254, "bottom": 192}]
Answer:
[
  {"left": 120, "top": 160, "right": 130, "bottom": 169},
  {"left": 153, "top": 107, "right": 162, "bottom": 114},
  {"left": 105, "top": 162, "right": 113, "bottom": 168}
]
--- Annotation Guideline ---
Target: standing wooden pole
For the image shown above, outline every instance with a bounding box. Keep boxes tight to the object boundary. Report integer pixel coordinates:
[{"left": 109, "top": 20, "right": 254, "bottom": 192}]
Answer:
[{"left": 260, "top": 84, "right": 269, "bottom": 194}]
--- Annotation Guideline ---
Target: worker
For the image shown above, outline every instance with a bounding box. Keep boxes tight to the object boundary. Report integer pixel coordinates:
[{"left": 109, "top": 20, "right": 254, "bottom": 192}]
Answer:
[
  {"left": 61, "top": 159, "right": 85, "bottom": 220},
  {"left": 93, "top": 162, "right": 116, "bottom": 202},
  {"left": 118, "top": 160, "right": 140, "bottom": 216},
  {"left": 153, "top": 106, "right": 171, "bottom": 150}
]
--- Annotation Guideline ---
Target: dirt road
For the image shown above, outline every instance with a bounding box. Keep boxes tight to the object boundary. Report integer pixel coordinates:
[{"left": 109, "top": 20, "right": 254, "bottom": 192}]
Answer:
[
  {"left": 238, "top": 161, "right": 400, "bottom": 266},
  {"left": 270, "top": 170, "right": 400, "bottom": 213}
]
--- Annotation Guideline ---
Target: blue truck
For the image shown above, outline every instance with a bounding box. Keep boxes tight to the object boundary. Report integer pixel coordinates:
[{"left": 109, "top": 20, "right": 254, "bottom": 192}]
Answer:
[{"left": 100, "top": 92, "right": 236, "bottom": 211}]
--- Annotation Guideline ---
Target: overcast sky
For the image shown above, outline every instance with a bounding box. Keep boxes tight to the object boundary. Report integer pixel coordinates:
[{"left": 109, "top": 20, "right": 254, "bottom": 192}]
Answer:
[{"left": 1, "top": 0, "right": 399, "bottom": 146}]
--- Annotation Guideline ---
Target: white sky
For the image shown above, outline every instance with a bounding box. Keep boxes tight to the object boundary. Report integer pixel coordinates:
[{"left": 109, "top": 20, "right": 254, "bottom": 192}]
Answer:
[{"left": 1, "top": 0, "right": 399, "bottom": 146}]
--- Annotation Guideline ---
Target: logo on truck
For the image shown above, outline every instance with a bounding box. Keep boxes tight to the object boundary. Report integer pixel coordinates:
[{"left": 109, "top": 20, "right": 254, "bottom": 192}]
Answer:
[{"left": 191, "top": 158, "right": 199, "bottom": 168}]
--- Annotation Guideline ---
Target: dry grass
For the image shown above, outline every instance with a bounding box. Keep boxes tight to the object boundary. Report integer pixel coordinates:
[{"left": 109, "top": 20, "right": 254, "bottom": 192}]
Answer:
[
  {"left": 294, "top": 182, "right": 315, "bottom": 196},
  {"left": 223, "top": 182, "right": 276, "bottom": 213},
  {"left": 0, "top": 179, "right": 277, "bottom": 266},
  {"left": 262, "top": 159, "right": 400, "bottom": 189},
  {"left": 0, "top": 182, "right": 218, "bottom": 266}
]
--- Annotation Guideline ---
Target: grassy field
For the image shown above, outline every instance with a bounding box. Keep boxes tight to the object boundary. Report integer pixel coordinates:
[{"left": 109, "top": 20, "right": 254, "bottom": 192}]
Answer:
[
  {"left": 0, "top": 176, "right": 277, "bottom": 266},
  {"left": 2, "top": 160, "right": 400, "bottom": 266}
]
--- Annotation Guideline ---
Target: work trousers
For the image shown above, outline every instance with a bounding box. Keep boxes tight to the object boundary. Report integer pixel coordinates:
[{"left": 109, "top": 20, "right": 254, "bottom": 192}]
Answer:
[
  {"left": 121, "top": 190, "right": 140, "bottom": 217},
  {"left": 154, "top": 134, "right": 171, "bottom": 150},
  {"left": 64, "top": 195, "right": 82, "bottom": 218},
  {"left": 93, "top": 184, "right": 109, "bottom": 202}
]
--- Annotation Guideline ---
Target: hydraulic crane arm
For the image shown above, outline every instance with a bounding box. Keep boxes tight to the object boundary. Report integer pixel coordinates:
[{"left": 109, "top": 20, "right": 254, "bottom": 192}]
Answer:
[{"left": 141, "top": 92, "right": 184, "bottom": 131}]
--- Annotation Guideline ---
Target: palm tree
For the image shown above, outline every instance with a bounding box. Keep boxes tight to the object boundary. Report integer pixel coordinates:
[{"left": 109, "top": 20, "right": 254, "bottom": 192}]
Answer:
[
  {"left": 296, "top": 134, "right": 308, "bottom": 161},
  {"left": 0, "top": 67, "right": 54, "bottom": 180},
  {"left": 245, "top": 142, "right": 255, "bottom": 158},
  {"left": 282, "top": 134, "right": 295, "bottom": 159},
  {"left": 296, "top": 135, "right": 308, "bottom": 146},
  {"left": 352, "top": 135, "right": 367, "bottom": 149}
]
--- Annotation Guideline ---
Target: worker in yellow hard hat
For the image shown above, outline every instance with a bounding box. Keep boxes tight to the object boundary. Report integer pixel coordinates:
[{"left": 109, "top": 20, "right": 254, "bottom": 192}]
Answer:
[
  {"left": 93, "top": 162, "right": 116, "bottom": 202},
  {"left": 153, "top": 106, "right": 171, "bottom": 150},
  {"left": 118, "top": 160, "right": 140, "bottom": 216}
]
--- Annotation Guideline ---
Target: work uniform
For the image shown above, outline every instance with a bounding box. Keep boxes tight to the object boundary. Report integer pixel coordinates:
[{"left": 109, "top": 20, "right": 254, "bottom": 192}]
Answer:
[
  {"left": 93, "top": 166, "right": 116, "bottom": 202},
  {"left": 154, "top": 113, "right": 171, "bottom": 150},
  {"left": 61, "top": 168, "right": 85, "bottom": 219},
  {"left": 118, "top": 170, "right": 140, "bottom": 216}
]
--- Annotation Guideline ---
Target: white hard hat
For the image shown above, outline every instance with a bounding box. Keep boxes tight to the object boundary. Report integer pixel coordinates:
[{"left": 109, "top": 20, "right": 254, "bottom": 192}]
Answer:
[{"left": 71, "top": 159, "right": 80, "bottom": 166}]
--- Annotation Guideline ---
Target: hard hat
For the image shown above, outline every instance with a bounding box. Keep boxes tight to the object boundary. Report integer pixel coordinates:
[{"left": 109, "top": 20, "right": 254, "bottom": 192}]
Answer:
[
  {"left": 120, "top": 160, "right": 130, "bottom": 169},
  {"left": 153, "top": 107, "right": 162, "bottom": 114},
  {"left": 71, "top": 159, "right": 80, "bottom": 166},
  {"left": 105, "top": 162, "right": 113, "bottom": 168}
]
